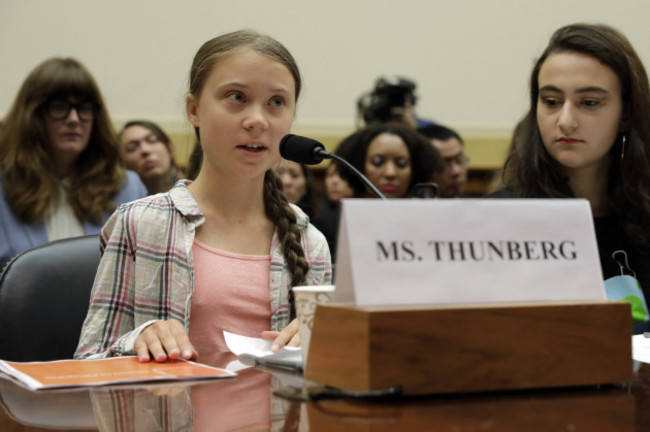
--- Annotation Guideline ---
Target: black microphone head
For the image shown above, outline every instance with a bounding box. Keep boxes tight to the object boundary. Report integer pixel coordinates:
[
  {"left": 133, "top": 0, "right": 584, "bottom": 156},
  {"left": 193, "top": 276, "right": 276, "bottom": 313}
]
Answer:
[{"left": 279, "top": 134, "right": 327, "bottom": 165}]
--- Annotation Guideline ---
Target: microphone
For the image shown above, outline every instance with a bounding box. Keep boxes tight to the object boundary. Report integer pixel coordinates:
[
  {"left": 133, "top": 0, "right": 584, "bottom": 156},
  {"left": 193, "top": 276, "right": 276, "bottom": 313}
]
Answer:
[
  {"left": 279, "top": 134, "right": 387, "bottom": 200},
  {"left": 279, "top": 134, "right": 328, "bottom": 164}
]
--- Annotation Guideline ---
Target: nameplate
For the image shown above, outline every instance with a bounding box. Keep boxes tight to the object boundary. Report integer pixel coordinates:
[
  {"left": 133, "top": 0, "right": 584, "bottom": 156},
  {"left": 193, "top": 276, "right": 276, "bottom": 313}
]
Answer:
[{"left": 334, "top": 199, "right": 605, "bottom": 307}]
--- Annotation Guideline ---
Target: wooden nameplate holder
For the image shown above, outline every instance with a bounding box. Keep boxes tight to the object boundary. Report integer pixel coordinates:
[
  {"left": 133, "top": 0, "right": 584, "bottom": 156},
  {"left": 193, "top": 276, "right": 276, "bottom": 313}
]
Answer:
[{"left": 304, "top": 301, "right": 632, "bottom": 395}]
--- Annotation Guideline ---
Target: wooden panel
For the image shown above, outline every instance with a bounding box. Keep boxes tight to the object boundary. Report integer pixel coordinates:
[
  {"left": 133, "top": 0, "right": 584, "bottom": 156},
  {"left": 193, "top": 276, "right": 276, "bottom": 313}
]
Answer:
[
  {"left": 166, "top": 129, "right": 196, "bottom": 170},
  {"left": 306, "top": 302, "right": 632, "bottom": 395},
  {"left": 463, "top": 136, "right": 510, "bottom": 170},
  {"left": 305, "top": 306, "right": 371, "bottom": 390}
]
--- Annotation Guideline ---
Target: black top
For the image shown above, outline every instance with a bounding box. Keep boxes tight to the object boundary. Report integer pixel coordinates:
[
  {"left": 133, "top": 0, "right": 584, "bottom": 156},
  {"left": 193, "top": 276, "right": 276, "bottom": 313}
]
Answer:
[
  {"left": 594, "top": 215, "right": 650, "bottom": 300},
  {"left": 313, "top": 204, "right": 340, "bottom": 263}
]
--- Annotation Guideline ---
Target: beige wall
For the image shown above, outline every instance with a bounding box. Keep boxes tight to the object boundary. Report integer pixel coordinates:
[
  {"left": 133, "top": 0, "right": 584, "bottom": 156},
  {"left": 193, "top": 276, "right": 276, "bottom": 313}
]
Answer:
[{"left": 2, "top": 0, "right": 650, "bottom": 168}]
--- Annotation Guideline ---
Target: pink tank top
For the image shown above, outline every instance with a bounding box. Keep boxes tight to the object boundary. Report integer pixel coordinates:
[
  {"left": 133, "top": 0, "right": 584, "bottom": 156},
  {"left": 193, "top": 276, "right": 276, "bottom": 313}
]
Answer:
[{"left": 189, "top": 239, "right": 271, "bottom": 354}]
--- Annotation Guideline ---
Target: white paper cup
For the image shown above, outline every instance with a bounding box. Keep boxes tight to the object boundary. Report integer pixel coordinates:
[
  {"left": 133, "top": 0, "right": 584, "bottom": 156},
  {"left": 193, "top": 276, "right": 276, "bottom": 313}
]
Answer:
[{"left": 293, "top": 285, "right": 335, "bottom": 367}]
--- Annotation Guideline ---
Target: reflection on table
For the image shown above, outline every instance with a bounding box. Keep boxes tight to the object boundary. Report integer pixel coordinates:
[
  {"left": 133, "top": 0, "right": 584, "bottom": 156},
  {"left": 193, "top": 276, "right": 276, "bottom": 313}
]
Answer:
[
  {"left": 2, "top": 352, "right": 650, "bottom": 431},
  {"left": 91, "top": 367, "right": 277, "bottom": 431}
]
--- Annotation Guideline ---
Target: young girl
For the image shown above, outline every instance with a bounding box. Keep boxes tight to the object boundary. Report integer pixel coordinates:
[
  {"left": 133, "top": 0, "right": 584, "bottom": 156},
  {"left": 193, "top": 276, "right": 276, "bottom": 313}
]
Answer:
[
  {"left": 490, "top": 24, "right": 650, "bottom": 313},
  {"left": 75, "top": 30, "right": 332, "bottom": 361}
]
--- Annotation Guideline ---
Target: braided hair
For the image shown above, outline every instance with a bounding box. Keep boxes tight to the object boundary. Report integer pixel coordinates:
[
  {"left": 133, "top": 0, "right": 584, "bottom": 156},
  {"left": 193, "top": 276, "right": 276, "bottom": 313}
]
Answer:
[{"left": 263, "top": 170, "right": 309, "bottom": 318}]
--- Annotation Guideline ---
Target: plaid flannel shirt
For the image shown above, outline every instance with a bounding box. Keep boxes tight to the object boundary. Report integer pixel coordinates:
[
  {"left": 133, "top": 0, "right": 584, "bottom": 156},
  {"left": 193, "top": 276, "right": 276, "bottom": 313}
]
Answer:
[{"left": 75, "top": 181, "right": 332, "bottom": 359}]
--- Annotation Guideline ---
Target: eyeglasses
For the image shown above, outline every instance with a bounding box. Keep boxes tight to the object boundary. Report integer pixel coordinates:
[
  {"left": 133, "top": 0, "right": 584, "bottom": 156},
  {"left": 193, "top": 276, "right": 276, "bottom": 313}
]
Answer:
[
  {"left": 441, "top": 153, "right": 469, "bottom": 173},
  {"left": 44, "top": 100, "right": 97, "bottom": 122}
]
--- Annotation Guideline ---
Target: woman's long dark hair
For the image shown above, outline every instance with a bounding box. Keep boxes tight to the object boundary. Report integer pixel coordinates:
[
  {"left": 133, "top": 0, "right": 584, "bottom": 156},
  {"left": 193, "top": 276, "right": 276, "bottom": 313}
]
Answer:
[{"left": 502, "top": 23, "right": 650, "bottom": 248}]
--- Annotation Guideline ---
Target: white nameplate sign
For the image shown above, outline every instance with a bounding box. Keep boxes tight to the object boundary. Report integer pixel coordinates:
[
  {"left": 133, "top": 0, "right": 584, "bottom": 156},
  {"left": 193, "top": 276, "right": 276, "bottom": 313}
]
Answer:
[{"left": 334, "top": 199, "right": 605, "bottom": 307}]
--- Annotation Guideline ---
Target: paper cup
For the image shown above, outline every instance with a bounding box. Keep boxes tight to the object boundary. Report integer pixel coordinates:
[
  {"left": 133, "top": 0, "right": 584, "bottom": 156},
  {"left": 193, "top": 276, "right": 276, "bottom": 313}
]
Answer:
[{"left": 293, "top": 285, "right": 335, "bottom": 367}]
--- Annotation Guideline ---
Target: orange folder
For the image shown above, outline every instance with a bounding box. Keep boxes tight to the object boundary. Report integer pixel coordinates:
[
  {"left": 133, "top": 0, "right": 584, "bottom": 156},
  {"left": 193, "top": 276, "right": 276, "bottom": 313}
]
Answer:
[{"left": 0, "top": 357, "right": 235, "bottom": 390}]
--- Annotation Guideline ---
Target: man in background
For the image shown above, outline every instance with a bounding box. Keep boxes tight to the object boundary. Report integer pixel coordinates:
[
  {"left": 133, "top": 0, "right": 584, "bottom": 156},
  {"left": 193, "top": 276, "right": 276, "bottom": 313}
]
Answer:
[{"left": 418, "top": 124, "right": 468, "bottom": 198}]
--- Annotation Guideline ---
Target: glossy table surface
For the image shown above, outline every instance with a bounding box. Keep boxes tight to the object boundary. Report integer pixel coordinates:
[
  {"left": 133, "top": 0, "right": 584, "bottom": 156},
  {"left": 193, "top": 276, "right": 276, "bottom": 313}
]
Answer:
[{"left": 0, "top": 351, "right": 647, "bottom": 432}]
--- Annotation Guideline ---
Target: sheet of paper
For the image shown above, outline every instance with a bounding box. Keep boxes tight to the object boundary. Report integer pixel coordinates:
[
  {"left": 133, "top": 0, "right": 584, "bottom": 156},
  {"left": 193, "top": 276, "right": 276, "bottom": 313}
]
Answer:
[
  {"left": 223, "top": 331, "right": 302, "bottom": 370},
  {"left": 0, "top": 357, "right": 235, "bottom": 391},
  {"left": 632, "top": 334, "right": 650, "bottom": 363}
]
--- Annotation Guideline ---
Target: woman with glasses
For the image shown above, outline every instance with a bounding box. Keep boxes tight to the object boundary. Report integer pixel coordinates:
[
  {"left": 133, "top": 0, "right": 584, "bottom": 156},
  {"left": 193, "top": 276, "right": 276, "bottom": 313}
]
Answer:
[
  {"left": 0, "top": 57, "right": 147, "bottom": 268},
  {"left": 119, "top": 120, "right": 184, "bottom": 195}
]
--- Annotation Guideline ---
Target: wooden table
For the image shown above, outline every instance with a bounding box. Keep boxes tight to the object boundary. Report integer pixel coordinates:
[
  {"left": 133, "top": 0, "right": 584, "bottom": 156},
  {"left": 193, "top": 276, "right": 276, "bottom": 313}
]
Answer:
[{"left": 1, "top": 352, "right": 647, "bottom": 431}]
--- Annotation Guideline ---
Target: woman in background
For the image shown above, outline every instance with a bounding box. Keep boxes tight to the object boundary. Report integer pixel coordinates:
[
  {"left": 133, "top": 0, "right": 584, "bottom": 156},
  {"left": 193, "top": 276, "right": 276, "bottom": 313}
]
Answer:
[
  {"left": 313, "top": 158, "right": 355, "bottom": 262},
  {"left": 337, "top": 123, "right": 440, "bottom": 199},
  {"left": 275, "top": 159, "right": 316, "bottom": 219},
  {"left": 119, "top": 120, "right": 184, "bottom": 195},
  {"left": 489, "top": 23, "right": 650, "bottom": 323},
  {"left": 0, "top": 57, "right": 146, "bottom": 267}
]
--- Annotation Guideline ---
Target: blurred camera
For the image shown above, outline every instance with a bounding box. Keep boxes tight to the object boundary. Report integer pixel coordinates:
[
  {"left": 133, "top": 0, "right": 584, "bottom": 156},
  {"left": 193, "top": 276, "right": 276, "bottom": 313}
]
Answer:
[{"left": 357, "top": 76, "right": 417, "bottom": 126}]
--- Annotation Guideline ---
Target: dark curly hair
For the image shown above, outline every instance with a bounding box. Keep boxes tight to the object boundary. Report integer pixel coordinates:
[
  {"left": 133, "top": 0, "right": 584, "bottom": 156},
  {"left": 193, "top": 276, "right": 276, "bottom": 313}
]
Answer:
[{"left": 335, "top": 123, "right": 441, "bottom": 197}]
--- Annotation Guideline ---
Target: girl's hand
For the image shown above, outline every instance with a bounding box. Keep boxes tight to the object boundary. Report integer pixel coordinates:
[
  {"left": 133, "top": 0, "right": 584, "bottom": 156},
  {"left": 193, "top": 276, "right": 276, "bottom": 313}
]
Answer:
[
  {"left": 260, "top": 318, "right": 300, "bottom": 352},
  {"left": 134, "top": 319, "right": 198, "bottom": 362}
]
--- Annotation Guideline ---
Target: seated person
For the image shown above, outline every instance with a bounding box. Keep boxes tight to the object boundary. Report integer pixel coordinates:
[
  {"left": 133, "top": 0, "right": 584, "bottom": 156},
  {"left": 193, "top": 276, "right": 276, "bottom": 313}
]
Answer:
[
  {"left": 487, "top": 23, "right": 650, "bottom": 323},
  {"left": 336, "top": 123, "right": 441, "bottom": 199},
  {"left": 74, "top": 30, "right": 331, "bottom": 361},
  {"left": 313, "top": 161, "right": 354, "bottom": 262},
  {"left": 418, "top": 124, "right": 469, "bottom": 198},
  {"left": 119, "top": 120, "right": 184, "bottom": 195},
  {"left": 0, "top": 57, "right": 147, "bottom": 268},
  {"left": 274, "top": 159, "right": 315, "bottom": 219}
]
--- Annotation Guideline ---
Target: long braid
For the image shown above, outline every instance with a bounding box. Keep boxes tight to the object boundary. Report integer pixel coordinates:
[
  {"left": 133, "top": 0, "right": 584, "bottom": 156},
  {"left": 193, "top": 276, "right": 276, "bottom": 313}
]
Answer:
[{"left": 263, "top": 170, "right": 309, "bottom": 319}]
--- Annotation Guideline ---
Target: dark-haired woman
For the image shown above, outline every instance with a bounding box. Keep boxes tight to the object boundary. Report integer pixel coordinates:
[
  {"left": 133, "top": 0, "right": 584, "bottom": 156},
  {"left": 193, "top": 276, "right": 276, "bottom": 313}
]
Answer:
[
  {"left": 275, "top": 158, "right": 316, "bottom": 219},
  {"left": 337, "top": 123, "right": 441, "bottom": 199},
  {"left": 489, "top": 23, "right": 650, "bottom": 323}
]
